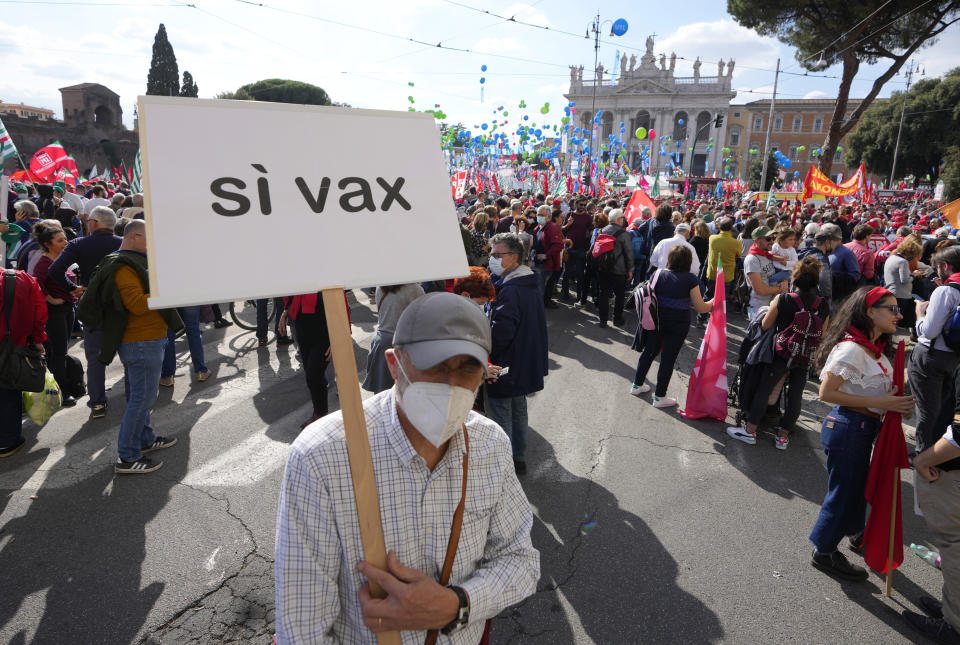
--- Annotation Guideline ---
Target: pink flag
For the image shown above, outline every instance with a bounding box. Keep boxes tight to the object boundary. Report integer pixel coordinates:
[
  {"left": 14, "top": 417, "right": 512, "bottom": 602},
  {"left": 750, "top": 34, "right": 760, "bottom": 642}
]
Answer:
[{"left": 680, "top": 258, "right": 728, "bottom": 421}]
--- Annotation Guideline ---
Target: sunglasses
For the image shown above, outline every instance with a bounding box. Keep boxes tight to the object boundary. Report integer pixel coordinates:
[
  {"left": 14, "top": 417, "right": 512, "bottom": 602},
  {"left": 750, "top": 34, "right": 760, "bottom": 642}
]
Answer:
[{"left": 873, "top": 304, "right": 901, "bottom": 314}]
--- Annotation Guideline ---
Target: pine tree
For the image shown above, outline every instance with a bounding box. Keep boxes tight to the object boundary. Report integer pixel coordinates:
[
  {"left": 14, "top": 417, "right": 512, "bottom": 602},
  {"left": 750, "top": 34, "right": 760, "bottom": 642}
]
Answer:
[
  {"left": 179, "top": 71, "right": 199, "bottom": 97},
  {"left": 146, "top": 24, "right": 180, "bottom": 96}
]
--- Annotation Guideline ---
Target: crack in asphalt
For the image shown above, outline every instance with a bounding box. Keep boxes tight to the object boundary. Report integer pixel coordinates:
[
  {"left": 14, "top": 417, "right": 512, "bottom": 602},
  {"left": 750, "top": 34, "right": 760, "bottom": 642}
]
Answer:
[{"left": 140, "top": 481, "right": 275, "bottom": 644}]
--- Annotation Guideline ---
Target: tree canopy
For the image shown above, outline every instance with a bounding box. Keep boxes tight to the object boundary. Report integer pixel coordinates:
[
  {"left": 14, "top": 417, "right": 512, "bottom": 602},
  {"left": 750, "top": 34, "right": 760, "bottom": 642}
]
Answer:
[
  {"left": 728, "top": 0, "right": 960, "bottom": 176},
  {"left": 846, "top": 68, "right": 960, "bottom": 186},
  {"left": 179, "top": 71, "right": 199, "bottom": 97},
  {"left": 146, "top": 24, "right": 180, "bottom": 96},
  {"left": 748, "top": 152, "right": 781, "bottom": 191},
  {"left": 232, "top": 79, "right": 331, "bottom": 106}
]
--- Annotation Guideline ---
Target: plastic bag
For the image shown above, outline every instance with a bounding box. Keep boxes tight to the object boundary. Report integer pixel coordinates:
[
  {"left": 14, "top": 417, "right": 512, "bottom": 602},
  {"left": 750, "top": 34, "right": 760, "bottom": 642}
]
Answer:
[{"left": 22, "top": 370, "right": 62, "bottom": 426}]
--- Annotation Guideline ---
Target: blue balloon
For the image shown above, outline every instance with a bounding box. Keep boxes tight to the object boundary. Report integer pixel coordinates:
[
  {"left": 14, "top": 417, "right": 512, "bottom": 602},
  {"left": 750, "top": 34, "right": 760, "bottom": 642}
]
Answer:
[
  {"left": 479, "top": 77, "right": 485, "bottom": 84},
  {"left": 678, "top": 119, "right": 684, "bottom": 125},
  {"left": 782, "top": 159, "right": 792, "bottom": 168},
  {"left": 481, "top": 64, "right": 487, "bottom": 72},
  {"left": 568, "top": 101, "right": 575, "bottom": 107},
  {"left": 481, "top": 123, "right": 488, "bottom": 130},
  {"left": 523, "top": 115, "right": 529, "bottom": 120},
  {"left": 611, "top": 18, "right": 628, "bottom": 37}
]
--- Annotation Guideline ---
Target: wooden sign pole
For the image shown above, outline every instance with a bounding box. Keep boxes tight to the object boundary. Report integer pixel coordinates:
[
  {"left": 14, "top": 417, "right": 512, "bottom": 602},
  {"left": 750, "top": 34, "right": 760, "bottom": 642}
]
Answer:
[
  {"left": 885, "top": 467, "right": 899, "bottom": 597},
  {"left": 322, "top": 288, "right": 401, "bottom": 645}
]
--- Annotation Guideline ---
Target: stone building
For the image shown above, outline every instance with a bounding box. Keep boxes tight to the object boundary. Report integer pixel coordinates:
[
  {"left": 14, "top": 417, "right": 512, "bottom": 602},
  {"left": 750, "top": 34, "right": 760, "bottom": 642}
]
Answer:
[
  {"left": 727, "top": 98, "right": 889, "bottom": 181},
  {"left": 2, "top": 83, "right": 137, "bottom": 176},
  {"left": 564, "top": 36, "right": 736, "bottom": 177}
]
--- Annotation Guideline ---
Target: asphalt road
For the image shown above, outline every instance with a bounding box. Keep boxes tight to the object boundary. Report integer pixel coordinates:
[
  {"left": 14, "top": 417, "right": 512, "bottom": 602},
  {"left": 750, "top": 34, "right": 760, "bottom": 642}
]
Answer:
[{"left": 0, "top": 289, "right": 946, "bottom": 644}]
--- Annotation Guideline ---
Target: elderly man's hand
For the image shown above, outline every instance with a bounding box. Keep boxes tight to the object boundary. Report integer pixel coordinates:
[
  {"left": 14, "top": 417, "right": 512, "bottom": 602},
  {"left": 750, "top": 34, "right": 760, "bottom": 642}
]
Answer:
[{"left": 358, "top": 550, "right": 460, "bottom": 633}]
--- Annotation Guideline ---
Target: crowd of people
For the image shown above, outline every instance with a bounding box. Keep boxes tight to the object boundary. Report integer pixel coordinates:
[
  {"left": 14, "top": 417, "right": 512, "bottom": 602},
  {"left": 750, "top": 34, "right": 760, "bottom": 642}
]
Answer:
[{"left": 6, "top": 173, "right": 960, "bottom": 643}]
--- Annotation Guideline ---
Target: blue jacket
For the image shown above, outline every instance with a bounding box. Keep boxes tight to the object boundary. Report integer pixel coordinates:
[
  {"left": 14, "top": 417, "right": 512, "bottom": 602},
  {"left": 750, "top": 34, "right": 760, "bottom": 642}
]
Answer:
[
  {"left": 486, "top": 265, "right": 548, "bottom": 398},
  {"left": 828, "top": 243, "right": 861, "bottom": 281},
  {"left": 48, "top": 229, "right": 123, "bottom": 290}
]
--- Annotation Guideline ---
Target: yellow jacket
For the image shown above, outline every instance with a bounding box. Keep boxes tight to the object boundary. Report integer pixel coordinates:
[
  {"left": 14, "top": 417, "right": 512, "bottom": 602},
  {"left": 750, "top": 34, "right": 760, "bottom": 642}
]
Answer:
[{"left": 706, "top": 230, "right": 741, "bottom": 281}]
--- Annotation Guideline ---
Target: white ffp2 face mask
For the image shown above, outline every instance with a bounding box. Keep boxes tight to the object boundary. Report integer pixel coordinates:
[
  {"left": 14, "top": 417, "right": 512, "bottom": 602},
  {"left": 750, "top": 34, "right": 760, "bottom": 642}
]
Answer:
[{"left": 396, "top": 360, "right": 476, "bottom": 448}]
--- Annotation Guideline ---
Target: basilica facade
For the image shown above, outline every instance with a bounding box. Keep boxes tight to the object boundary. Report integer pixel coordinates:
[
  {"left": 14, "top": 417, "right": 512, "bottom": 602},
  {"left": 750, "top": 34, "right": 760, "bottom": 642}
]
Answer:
[{"left": 564, "top": 36, "right": 736, "bottom": 177}]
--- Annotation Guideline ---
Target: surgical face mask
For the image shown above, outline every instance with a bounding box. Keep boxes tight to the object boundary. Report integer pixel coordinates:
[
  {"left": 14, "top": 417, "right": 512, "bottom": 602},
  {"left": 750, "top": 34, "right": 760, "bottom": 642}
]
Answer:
[
  {"left": 17, "top": 193, "right": 27, "bottom": 200},
  {"left": 536, "top": 216, "right": 546, "bottom": 226},
  {"left": 488, "top": 256, "right": 504, "bottom": 275},
  {"left": 396, "top": 359, "right": 477, "bottom": 448}
]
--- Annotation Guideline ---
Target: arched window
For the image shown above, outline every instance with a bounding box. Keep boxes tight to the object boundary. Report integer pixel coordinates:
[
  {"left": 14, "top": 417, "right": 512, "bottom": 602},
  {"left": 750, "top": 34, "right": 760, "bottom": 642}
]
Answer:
[
  {"left": 635, "top": 110, "right": 651, "bottom": 130},
  {"left": 601, "top": 112, "right": 614, "bottom": 140},
  {"left": 94, "top": 105, "right": 112, "bottom": 125},
  {"left": 673, "top": 111, "right": 688, "bottom": 141},
  {"left": 695, "top": 111, "right": 711, "bottom": 141}
]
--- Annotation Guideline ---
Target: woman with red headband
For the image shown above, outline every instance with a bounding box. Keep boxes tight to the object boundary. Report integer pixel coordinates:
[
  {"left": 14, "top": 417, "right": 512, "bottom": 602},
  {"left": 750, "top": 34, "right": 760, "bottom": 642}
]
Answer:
[{"left": 808, "top": 286, "right": 915, "bottom": 582}]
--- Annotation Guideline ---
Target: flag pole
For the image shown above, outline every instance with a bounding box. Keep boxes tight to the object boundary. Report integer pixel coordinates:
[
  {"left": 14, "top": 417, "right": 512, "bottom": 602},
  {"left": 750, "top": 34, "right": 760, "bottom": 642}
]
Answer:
[{"left": 886, "top": 466, "right": 899, "bottom": 597}]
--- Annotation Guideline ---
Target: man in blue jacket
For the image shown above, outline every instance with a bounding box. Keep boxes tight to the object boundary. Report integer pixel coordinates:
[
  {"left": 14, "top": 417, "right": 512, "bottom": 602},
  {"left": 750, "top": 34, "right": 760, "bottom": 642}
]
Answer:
[{"left": 486, "top": 233, "right": 548, "bottom": 475}]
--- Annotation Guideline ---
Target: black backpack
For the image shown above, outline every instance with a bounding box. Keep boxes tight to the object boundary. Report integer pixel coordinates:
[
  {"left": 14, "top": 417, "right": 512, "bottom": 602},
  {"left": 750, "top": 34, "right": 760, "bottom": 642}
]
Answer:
[{"left": 942, "top": 284, "right": 960, "bottom": 351}]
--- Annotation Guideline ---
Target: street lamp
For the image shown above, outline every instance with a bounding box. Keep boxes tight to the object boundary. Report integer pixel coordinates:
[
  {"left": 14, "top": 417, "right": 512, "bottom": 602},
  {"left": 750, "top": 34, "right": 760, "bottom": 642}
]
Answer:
[{"left": 584, "top": 14, "right": 627, "bottom": 187}]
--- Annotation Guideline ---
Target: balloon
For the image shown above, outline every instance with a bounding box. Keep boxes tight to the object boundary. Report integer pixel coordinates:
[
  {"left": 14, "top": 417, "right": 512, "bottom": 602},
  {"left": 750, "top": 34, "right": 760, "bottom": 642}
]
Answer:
[
  {"left": 837, "top": 145, "right": 844, "bottom": 151},
  {"left": 408, "top": 96, "right": 414, "bottom": 103},
  {"left": 782, "top": 159, "right": 792, "bottom": 168},
  {"left": 794, "top": 171, "right": 800, "bottom": 177},
  {"left": 797, "top": 145, "right": 806, "bottom": 151},
  {"left": 524, "top": 115, "right": 529, "bottom": 121},
  {"left": 709, "top": 137, "right": 714, "bottom": 143},
  {"left": 706, "top": 147, "right": 711, "bottom": 152},
  {"left": 568, "top": 101, "right": 575, "bottom": 107},
  {"left": 503, "top": 111, "right": 508, "bottom": 116},
  {"left": 479, "top": 77, "right": 485, "bottom": 84},
  {"left": 611, "top": 18, "right": 628, "bottom": 36},
  {"left": 635, "top": 127, "right": 647, "bottom": 139},
  {"left": 750, "top": 149, "right": 758, "bottom": 155},
  {"left": 408, "top": 82, "right": 414, "bottom": 87},
  {"left": 722, "top": 147, "right": 730, "bottom": 153},
  {"left": 481, "top": 123, "right": 488, "bottom": 130},
  {"left": 649, "top": 129, "right": 656, "bottom": 139},
  {"left": 678, "top": 119, "right": 684, "bottom": 125},
  {"left": 481, "top": 64, "right": 487, "bottom": 72},
  {"left": 541, "top": 106, "right": 549, "bottom": 114}
]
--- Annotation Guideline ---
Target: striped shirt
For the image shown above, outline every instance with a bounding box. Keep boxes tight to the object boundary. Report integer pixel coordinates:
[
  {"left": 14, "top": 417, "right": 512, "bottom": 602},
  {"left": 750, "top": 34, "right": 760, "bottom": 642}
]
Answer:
[{"left": 275, "top": 388, "right": 540, "bottom": 644}]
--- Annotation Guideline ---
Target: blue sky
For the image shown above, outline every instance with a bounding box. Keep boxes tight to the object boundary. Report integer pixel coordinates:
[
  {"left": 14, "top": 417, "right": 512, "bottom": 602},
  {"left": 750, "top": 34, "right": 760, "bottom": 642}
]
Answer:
[{"left": 2, "top": 0, "right": 957, "bottom": 130}]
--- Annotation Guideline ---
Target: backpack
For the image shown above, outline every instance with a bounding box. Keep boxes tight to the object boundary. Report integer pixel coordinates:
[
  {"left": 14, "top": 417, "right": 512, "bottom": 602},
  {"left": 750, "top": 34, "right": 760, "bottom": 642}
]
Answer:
[
  {"left": 634, "top": 269, "right": 662, "bottom": 331},
  {"left": 941, "top": 283, "right": 960, "bottom": 351},
  {"left": 592, "top": 232, "right": 619, "bottom": 272},
  {"left": 774, "top": 293, "right": 824, "bottom": 367}
]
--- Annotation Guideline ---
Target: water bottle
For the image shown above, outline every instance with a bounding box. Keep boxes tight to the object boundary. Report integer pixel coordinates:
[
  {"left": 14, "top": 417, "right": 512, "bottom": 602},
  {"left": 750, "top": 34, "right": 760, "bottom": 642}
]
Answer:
[{"left": 911, "top": 543, "right": 942, "bottom": 568}]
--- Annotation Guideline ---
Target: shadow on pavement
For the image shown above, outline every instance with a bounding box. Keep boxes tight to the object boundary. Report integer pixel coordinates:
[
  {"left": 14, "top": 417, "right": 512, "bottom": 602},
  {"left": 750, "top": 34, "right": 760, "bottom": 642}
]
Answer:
[
  {"left": 492, "top": 431, "right": 724, "bottom": 644},
  {"left": 0, "top": 395, "right": 210, "bottom": 645}
]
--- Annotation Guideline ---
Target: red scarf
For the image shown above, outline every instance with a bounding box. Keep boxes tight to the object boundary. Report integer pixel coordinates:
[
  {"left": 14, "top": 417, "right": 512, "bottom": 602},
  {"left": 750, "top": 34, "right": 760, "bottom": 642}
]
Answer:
[
  {"left": 842, "top": 326, "right": 886, "bottom": 359},
  {"left": 748, "top": 245, "right": 773, "bottom": 260},
  {"left": 946, "top": 272, "right": 960, "bottom": 286}
]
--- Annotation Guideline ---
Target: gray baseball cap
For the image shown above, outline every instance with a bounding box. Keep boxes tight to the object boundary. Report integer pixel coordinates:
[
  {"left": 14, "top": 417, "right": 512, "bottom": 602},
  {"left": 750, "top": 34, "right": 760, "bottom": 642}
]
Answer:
[
  {"left": 815, "top": 224, "right": 842, "bottom": 241},
  {"left": 393, "top": 292, "right": 492, "bottom": 372}
]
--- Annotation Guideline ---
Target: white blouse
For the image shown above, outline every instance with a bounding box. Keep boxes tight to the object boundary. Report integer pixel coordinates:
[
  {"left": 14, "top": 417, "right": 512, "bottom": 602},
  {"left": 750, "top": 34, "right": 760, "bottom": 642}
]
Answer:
[{"left": 819, "top": 340, "right": 893, "bottom": 415}]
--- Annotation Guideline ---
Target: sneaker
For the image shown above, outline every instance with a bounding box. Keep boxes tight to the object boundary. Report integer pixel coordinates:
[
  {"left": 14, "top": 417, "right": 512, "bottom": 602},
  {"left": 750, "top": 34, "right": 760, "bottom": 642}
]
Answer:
[
  {"left": 0, "top": 437, "right": 25, "bottom": 458},
  {"left": 196, "top": 370, "right": 212, "bottom": 382},
  {"left": 903, "top": 610, "right": 960, "bottom": 644},
  {"left": 115, "top": 457, "right": 163, "bottom": 474},
  {"left": 630, "top": 384, "right": 651, "bottom": 397},
  {"left": 653, "top": 396, "right": 677, "bottom": 408},
  {"left": 90, "top": 404, "right": 107, "bottom": 420},
  {"left": 727, "top": 426, "right": 757, "bottom": 445},
  {"left": 213, "top": 318, "right": 233, "bottom": 328},
  {"left": 257, "top": 339, "right": 268, "bottom": 347},
  {"left": 573, "top": 301, "right": 584, "bottom": 309},
  {"left": 811, "top": 549, "right": 868, "bottom": 581},
  {"left": 919, "top": 596, "right": 945, "bottom": 620},
  {"left": 276, "top": 334, "right": 294, "bottom": 347},
  {"left": 159, "top": 376, "right": 174, "bottom": 387},
  {"left": 142, "top": 436, "right": 177, "bottom": 454},
  {"left": 774, "top": 433, "right": 789, "bottom": 450}
]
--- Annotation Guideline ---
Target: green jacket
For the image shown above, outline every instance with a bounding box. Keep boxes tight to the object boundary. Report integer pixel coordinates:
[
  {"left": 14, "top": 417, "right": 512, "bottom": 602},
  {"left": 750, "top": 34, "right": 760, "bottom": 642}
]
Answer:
[{"left": 76, "top": 251, "right": 183, "bottom": 365}]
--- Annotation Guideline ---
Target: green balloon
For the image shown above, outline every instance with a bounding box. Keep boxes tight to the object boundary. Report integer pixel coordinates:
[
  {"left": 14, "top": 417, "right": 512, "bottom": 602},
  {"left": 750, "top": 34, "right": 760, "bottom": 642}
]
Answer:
[
  {"left": 635, "top": 127, "right": 647, "bottom": 139},
  {"left": 798, "top": 145, "right": 806, "bottom": 151},
  {"left": 540, "top": 107, "right": 549, "bottom": 114},
  {"left": 837, "top": 145, "right": 843, "bottom": 151}
]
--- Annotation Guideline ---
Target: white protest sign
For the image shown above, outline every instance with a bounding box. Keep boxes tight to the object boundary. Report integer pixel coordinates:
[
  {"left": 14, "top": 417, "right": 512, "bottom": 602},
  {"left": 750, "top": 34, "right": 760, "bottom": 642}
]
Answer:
[{"left": 137, "top": 96, "right": 468, "bottom": 308}]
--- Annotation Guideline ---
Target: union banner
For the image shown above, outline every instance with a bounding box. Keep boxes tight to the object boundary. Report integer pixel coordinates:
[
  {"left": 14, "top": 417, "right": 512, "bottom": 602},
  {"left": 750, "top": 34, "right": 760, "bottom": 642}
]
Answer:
[{"left": 801, "top": 163, "right": 866, "bottom": 202}]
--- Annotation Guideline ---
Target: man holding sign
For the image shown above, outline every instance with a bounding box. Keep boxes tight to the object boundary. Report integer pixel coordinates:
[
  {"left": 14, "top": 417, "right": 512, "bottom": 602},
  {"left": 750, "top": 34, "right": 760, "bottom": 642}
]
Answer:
[{"left": 275, "top": 292, "right": 539, "bottom": 643}]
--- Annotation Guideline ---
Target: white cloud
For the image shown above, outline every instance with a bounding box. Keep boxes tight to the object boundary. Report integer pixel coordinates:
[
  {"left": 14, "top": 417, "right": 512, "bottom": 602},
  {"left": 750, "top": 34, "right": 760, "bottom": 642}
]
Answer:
[
  {"left": 803, "top": 90, "right": 829, "bottom": 99},
  {"left": 656, "top": 19, "right": 779, "bottom": 79},
  {"left": 472, "top": 37, "right": 523, "bottom": 54}
]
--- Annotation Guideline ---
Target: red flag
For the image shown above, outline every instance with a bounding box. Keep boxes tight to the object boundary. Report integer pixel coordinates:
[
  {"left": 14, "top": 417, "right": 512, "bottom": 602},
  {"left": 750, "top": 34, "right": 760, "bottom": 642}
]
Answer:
[
  {"left": 28, "top": 141, "right": 68, "bottom": 181},
  {"left": 863, "top": 341, "right": 910, "bottom": 573},
  {"left": 624, "top": 189, "right": 656, "bottom": 225},
  {"left": 542, "top": 172, "right": 549, "bottom": 196},
  {"left": 680, "top": 257, "right": 728, "bottom": 420}
]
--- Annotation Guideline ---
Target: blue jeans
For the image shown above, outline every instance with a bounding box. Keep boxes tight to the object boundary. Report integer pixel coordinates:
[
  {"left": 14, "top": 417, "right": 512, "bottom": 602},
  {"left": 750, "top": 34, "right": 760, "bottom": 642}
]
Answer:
[
  {"left": 117, "top": 338, "right": 166, "bottom": 461},
  {"left": 256, "top": 297, "right": 284, "bottom": 341},
  {"left": 83, "top": 327, "right": 107, "bottom": 408},
  {"left": 162, "top": 306, "right": 207, "bottom": 377},
  {"left": 809, "top": 406, "right": 881, "bottom": 554},
  {"left": 561, "top": 248, "right": 587, "bottom": 299},
  {"left": 485, "top": 394, "right": 529, "bottom": 461}
]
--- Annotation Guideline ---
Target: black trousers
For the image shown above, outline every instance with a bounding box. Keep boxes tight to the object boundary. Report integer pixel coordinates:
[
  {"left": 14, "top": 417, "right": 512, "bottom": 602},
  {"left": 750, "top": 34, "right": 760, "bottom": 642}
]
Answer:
[
  {"left": 44, "top": 303, "right": 74, "bottom": 396},
  {"left": 598, "top": 271, "right": 627, "bottom": 324},
  {"left": 294, "top": 312, "right": 330, "bottom": 417},
  {"left": 746, "top": 358, "right": 807, "bottom": 431},
  {"left": 633, "top": 324, "right": 689, "bottom": 397}
]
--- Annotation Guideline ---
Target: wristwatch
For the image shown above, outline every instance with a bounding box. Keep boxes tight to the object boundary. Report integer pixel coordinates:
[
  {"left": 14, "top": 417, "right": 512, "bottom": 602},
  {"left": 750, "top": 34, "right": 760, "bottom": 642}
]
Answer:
[{"left": 440, "top": 585, "right": 470, "bottom": 635}]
